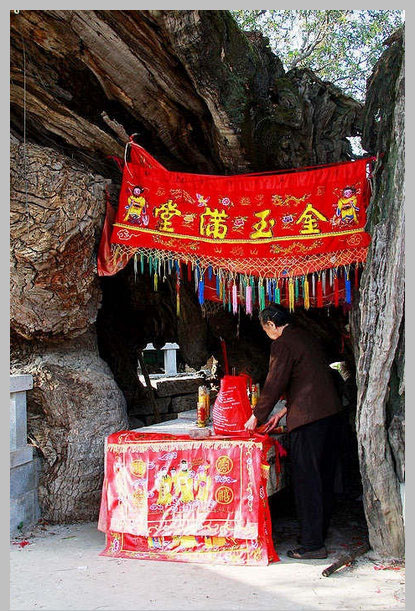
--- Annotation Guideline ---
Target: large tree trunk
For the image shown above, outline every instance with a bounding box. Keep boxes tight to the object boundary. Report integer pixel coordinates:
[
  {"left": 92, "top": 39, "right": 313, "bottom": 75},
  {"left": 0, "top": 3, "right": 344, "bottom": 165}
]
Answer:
[
  {"left": 10, "top": 332, "right": 128, "bottom": 523},
  {"left": 10, "top": 136, "right": 129, "bottom": 522},
  {"left": 351, "top": 28, "right": 405, "bottom": 558}
]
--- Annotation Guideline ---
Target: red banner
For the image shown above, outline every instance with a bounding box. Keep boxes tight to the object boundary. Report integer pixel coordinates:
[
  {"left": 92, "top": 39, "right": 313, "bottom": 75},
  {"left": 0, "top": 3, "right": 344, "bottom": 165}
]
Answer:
[
  {"left": 98, "top": 431, "right": 279, "bottom": 565},
  {"left": 107, "top": 141, "right": 372, "bottom": 280}
]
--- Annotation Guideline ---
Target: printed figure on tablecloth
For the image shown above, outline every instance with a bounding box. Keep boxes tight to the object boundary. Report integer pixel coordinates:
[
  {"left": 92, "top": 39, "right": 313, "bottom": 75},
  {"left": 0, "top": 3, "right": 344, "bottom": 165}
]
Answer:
[
  {"left": 175, "top": 459, "right": 195, "bottom": 503},
  {"left": 111, "top": 458, "right": 133, "bottom": 531},
  {"left": 123, "top": 186, "right": 149, "bottom": 226},
  {"left": 335, "top": 186, "right": 360, "bottom": 224},
  {"left": 194, "top": 464, "right": 212, "bottom": 502},
  {"left": 155, "top": 466, "right": 173, "bottom": 506},
  {"left": 114, "top": 459, "right": 129, "bottom": 505}
]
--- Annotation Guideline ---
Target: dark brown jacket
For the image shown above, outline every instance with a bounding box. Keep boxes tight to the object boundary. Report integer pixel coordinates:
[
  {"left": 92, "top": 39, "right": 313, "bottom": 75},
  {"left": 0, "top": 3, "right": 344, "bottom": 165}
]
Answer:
[{"left": 253, "top": 324, "right": 342, "bottom": 432}]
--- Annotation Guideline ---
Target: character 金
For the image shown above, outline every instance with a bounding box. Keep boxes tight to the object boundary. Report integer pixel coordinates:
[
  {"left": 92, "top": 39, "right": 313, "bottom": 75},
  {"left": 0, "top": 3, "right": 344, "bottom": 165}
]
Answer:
[{"left": 295, "top": 203, "right": 328, "bottom": 235}]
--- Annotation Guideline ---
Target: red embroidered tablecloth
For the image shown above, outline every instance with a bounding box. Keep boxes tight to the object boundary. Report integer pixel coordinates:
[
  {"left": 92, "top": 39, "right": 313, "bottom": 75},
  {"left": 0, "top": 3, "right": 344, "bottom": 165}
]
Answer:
[{"left": 98, "top": 431, "right": 280, "bottom": 565}]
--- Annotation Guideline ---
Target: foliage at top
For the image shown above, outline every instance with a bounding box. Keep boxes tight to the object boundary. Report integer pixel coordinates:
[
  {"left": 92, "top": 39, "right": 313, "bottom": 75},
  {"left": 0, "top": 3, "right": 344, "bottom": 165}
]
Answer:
[{"left": 231, "top": 10, "right": 404, "bottom": 102}]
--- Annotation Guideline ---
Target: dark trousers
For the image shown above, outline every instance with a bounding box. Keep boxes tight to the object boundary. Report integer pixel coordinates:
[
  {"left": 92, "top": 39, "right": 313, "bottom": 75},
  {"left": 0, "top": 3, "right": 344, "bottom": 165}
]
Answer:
[{"left": 289, "top": 412, "right": 343, "bottom": 550}]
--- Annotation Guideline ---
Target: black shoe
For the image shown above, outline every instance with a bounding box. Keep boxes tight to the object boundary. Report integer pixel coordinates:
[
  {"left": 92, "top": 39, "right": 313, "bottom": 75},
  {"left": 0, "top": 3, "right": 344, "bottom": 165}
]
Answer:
[{"left": 287, "top": 546, "right": 328, "bottom": 559}]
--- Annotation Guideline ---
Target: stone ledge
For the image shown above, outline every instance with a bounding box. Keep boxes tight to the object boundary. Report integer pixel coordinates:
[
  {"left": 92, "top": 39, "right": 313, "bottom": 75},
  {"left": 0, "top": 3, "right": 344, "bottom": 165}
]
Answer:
[
  {"left": 10, "top": 460, "right": 37, "bottom": 499},
  {"left": 140, "top": 375, "right": 205, "bottom": 397},
  {"left": 10, "top": 446, "right": 33, "bottom": 469},
  {"left": 10, "top": 375, "right": 33, "bottom": 393}
]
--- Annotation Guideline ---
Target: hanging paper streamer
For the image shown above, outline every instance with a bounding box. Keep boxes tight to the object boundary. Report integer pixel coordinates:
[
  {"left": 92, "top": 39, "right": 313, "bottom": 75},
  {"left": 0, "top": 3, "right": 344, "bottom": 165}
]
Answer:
[
  {"left": 345, "top": 272, "right": 351, "bottom": 304},
  {"left": 176, "top": 270, "right": 181, "bottom": 316},
  {"left": 198, "top": 269, "right": 205, "bottom": 305},
  {"left": 194, "top": 266, "right": 199, "bottom": 292},
  {"left": 275, "top": 281, "right": 280, "bottom": 305},
  {"left": 232, "top": 283, "right": 238, "bottom": 315},
  {"left": 133, "top": 252, "right": 138, "bottom": 282},
  {"left": 334, "top": 272, "right": 339, "bottom": 307},
  {"left": 303, "top": 276, "right": 310, "bottom": 310},
  {"left": 316, "top": 275, "right": 323, "bottom": 308},
  {"left": 259, "top": 281, "right": 265, "bottom": 311},
  {"left": 198, "top": 275, "right": 205, "bottom": 305},
  {"left": 246, "top": 284, "right": 252, "bottom": 315},
  {"left": 288, "top": 278, "right": 295, "bottom": 312},
  {"left": 250, "top": 277, "right": 256, "bottom": 307},
  {"left": 267, "top": 279, "right": 273, "bottom": 303}
]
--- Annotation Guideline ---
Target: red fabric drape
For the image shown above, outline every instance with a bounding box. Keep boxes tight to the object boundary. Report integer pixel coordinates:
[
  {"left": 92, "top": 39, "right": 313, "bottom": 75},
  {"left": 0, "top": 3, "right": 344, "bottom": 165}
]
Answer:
[
  {"left": 98, "top": 430, "right": 281, "bottom": 565},
  {"left": 104, "top": 141, "right": 372, "bottom": 280}
]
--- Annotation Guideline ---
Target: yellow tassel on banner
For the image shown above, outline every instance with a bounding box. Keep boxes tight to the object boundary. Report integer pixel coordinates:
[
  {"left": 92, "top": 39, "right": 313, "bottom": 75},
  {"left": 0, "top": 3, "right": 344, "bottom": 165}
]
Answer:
[
  {"left": 219, "top": 279, "right": 223, "bottom": 300},
  {"left": 288, "top": 277, "right": 295, "bottom": 312},
  {"left": 154, "top": 273, "right": 158, "bottom": 291},
  {"left": 303, "top": 276, "right": 310, "bottom": 310},
  {"left": 176, "top": 293, "right": 180, "bottom": 316}
]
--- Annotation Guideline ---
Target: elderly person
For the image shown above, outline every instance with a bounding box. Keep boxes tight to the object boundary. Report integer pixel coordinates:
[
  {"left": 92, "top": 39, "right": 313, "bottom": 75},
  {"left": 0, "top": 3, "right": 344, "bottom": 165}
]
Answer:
[{"left": 245, "top": 303, "right": 343, "bottom": 560}]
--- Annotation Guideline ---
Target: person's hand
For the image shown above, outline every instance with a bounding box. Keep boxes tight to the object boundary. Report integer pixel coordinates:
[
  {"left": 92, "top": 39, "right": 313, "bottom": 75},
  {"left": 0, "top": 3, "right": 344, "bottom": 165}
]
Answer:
[
  {"left": 257, "top": 411, "right": 284, "bottom": 434},
  {"left": 244, "top": 414, "right": 258, "bottom": 432}
]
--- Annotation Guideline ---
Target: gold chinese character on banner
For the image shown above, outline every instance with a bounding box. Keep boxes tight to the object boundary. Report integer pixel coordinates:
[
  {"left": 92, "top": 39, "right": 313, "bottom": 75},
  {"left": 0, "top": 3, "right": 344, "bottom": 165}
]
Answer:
[
  {"left": 154, "top": 200, "right": 182, "bottom": 232},
  {"left": 250, "top": 210, "right": 275, "bottom": 239},
  {"left": 200, "top": 207, "right": 229, "bottom": 240},
  {"left": 296, "top": 203, "right": 327, "bottom": 234},
  {"left": 215, "top": 456, "right": 233, "bottom": 475},
  {"left": 215, "top": 485, "right": 234, "bottom": 504},
  {"left": 130, "top": 459, "right": 146, "bottom": 477}
]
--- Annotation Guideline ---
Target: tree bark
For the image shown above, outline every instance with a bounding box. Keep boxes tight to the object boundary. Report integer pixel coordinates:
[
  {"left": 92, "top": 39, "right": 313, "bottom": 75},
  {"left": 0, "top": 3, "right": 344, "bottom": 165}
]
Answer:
[
  {"left": 10, "top": 136, "right": 108, "bottom": 340},
  {"left": 10, "top": 9, "right": 362, "bottom": 177},
  {"left": 351, "top": 28, "right": 405, "bottom": 558},
  {"left": 11, "top": 332, "right": 128, "bottom": 523}
]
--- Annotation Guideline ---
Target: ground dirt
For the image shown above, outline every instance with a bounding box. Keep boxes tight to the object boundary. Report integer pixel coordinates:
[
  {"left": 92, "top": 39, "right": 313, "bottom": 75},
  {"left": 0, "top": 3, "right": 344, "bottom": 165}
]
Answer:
[{"left": 10, "top": 496, "right": 405, "bottom": 610}]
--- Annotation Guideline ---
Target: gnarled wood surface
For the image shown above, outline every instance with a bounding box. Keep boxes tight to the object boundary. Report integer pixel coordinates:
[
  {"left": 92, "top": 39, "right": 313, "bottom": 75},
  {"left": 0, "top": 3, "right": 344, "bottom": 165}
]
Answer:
[
  {"left": 10, "top": 136, "right": 108, "bottom": 340},
  {"left": 351, "top": 28, "right": 404, "bottom": 558}
]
